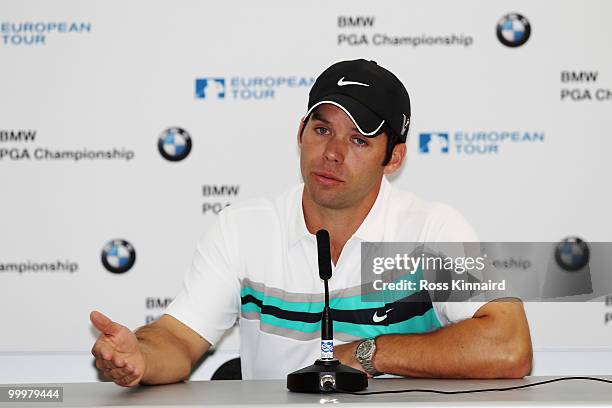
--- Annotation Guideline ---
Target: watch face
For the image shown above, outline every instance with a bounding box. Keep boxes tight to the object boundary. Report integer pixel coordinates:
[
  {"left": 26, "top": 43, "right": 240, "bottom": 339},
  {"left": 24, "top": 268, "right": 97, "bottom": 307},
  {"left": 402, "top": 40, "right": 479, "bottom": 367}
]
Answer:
[{"left": 358, "top": 340, "right": 374, "bottom": 357}]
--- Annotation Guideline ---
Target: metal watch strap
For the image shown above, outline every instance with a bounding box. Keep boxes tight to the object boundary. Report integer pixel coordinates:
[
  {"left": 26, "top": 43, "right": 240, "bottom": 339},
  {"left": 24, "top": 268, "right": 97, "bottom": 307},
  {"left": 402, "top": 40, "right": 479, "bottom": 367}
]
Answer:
[{"left": 356, "top": 338, "right": 380, "bottom": 376}]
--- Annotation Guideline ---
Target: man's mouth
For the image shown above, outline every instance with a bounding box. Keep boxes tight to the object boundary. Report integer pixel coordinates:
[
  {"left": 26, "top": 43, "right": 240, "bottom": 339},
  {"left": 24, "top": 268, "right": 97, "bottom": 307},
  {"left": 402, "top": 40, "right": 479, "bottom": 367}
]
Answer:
[{"left": 312, "top": 171, "right": 344, "bottom": 185}]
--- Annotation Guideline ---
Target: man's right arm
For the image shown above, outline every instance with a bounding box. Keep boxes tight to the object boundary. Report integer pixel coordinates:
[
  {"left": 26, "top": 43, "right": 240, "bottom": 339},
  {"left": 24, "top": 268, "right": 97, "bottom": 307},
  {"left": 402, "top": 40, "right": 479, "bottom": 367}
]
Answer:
[
  {"left": 135, "top": 314, "right": 211, "bottom": 384},
  {"left": 91, "top": 209, "right": 241, "bottom": 387},
  {"left": 90, "top": 311, "right": 210, "bottom": 387}
]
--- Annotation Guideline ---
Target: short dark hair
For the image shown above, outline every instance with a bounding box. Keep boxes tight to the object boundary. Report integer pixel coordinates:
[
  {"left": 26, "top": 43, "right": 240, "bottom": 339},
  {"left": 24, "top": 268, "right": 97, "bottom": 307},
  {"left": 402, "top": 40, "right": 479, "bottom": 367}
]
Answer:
[
  {"left": 301, "top": 111, "right": 403, "bottom": 166},
  {"left": 379, "top": 124, "right": 402, "bottom": 166}
]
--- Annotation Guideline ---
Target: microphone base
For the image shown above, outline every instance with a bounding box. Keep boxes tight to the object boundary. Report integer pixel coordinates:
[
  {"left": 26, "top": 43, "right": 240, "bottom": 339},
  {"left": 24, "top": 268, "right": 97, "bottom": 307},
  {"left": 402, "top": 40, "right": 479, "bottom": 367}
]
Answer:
[{"left": 286, "top": 359, "right": 368, "bottom": 393}]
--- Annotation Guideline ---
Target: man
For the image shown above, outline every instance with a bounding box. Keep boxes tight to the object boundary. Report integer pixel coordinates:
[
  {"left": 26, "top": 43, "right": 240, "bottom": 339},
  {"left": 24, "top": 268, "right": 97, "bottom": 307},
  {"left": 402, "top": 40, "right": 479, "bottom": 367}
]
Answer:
[{"left": 90, "top": 59, "right": 532, "bottom": 387}]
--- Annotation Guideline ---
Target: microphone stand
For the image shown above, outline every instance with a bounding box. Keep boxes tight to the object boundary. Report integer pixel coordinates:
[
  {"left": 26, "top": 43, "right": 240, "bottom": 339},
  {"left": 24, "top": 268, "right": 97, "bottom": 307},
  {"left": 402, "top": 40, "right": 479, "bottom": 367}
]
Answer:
[{"left": 286, "top": 230, "right": 368, "bottom": 393}]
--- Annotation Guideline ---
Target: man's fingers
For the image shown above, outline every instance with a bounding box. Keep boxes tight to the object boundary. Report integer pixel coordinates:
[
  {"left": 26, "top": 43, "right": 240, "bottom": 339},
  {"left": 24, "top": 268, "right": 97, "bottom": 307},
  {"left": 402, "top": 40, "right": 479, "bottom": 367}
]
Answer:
[
  {"left": 106, "top": 365, "right": 135, "bottom": 379},
  {"left": 92, "top": 339, "right": 115, "bottom": 361},
  {"left": 94, "top": 359, "right": 114, "bottom": 371},
  {"left": 90, "top": 311, "right": 123, "bottom": 336},
  {"left": 94, "top": 358, "right": 113, "bottom": 371},
  {"left": 95, "top": 356, "right": 137, "bottom": 376},
  {"left": 111, "top": 355, "right": 126, "bottom": 368},
  {"left": 95, "top": 359, "right": 105, "bottom": 371},
  {"left": 100, "top": 368, "right": 114, "bottom": 381},
  {"left": 95, "top": 359, "right": 113, "bottom": 373},
  {"left": 104, "top": 366, "right": 140, "bottom": 387},
  {"left": 92, "top": 341, "right": 123, "bottom": 372},
  {"left": 119, "top": 368, "right": 141, "bottom": 387},
  {"left": 116, "top": 374, "right": 139, "bottom": 387}
]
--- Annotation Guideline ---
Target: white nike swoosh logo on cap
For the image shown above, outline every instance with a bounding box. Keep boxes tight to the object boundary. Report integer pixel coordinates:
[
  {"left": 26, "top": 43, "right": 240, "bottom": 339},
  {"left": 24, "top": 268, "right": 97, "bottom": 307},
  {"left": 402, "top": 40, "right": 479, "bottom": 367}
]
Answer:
[
  {"left": 337, "top": 77, "right": 370, "bottom": 87},
  {"left": 372, "top": 308, "right": 393, "bottom": 323}
]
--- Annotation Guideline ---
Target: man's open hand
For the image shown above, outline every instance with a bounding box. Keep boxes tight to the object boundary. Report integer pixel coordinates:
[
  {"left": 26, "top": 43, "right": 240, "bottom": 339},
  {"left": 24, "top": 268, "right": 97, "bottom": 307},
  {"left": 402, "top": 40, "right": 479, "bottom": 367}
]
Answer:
[{"left": 90, "top": 311, "right": 146, "bottom": 387}]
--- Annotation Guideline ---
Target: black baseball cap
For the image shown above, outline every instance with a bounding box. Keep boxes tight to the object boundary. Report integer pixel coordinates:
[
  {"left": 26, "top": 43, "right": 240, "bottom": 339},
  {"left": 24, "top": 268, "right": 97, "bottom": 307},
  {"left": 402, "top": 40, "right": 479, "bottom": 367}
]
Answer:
[{"left": 306, "top": 59, "right": 411, "bottom": 143}]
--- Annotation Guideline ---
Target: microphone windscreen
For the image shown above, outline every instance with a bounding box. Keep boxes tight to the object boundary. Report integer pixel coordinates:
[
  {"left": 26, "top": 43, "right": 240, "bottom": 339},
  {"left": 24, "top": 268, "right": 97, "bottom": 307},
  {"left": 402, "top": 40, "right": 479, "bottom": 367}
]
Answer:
[{"left": 316, "top": 229, "right": 333, "bottom": 280}]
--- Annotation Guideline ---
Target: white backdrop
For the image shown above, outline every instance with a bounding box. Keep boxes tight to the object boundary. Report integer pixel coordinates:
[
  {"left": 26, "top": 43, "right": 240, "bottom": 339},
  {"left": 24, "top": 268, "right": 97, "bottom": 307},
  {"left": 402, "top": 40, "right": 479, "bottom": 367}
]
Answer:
[{"left": 1, "top": 0, "right": 611, "bottom": 383}]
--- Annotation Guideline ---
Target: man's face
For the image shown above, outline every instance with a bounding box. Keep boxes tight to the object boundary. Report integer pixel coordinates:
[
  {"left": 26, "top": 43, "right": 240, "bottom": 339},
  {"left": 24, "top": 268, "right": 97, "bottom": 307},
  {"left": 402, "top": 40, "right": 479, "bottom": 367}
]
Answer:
[{"left": 299, "top": 104, "right": 394, "bottom": 210}]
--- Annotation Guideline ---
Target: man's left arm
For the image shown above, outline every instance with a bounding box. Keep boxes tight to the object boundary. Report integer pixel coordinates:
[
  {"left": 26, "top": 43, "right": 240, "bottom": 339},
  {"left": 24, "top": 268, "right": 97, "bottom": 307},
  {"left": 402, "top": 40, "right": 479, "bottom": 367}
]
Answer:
[{"left": 335, "top": 299, "right": 532, "bottom": 378}]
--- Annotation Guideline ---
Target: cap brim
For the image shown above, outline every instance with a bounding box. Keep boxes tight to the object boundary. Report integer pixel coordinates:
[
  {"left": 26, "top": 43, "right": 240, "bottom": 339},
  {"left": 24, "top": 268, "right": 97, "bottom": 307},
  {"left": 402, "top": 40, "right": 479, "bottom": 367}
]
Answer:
[{"left": 305, "top": 94, "right": 385, "bottom": 137}]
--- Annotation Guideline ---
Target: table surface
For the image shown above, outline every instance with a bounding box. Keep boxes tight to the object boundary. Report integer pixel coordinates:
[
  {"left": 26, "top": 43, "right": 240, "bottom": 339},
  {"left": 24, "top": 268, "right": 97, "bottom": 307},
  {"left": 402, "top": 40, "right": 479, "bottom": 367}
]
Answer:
[{"left": 1, "top": 376, "right": 611, "bottom": 407}]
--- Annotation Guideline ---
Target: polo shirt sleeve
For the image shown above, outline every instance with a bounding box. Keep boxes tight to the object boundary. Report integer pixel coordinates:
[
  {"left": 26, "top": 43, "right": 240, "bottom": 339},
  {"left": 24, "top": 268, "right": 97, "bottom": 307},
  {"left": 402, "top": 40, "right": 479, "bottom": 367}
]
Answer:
[
  {"left": 426, "top": 204, "right": 488, "bottom": 326},
  {"left": 164, "top": 211, "right": 241, "bottom": 346}
]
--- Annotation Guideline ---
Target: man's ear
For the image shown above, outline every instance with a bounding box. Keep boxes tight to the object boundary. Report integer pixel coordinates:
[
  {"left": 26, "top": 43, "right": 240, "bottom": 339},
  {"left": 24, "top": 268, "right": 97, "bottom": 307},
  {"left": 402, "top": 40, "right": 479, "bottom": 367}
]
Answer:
[
  {"left": 297, "top": 116, "right": 306, "bottom": 147},
  {"left": 383, "top": 143, "right": 407, "bottom": 175}
]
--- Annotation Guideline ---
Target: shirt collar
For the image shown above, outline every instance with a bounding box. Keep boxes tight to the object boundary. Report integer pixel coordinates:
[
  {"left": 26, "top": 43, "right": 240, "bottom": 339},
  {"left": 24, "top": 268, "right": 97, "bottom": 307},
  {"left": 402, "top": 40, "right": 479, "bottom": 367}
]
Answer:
[
  {"left": 352, "top": 176, "right": 389, "bottom": 243},
  {"left": 289, "top": 177, "right": 390, "bottom": 247},
  {"left": 289, "top": 184, "right": 311, "bottom": 248}
]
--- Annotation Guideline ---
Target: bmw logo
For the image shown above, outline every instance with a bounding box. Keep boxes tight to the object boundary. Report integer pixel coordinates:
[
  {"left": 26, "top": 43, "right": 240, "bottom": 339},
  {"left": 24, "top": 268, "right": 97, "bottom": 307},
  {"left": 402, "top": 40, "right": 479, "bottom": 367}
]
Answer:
[
  {"left": 554, "top": 237, "right": 590, "bottom": 272},
  {"left": 101, "top": 239, "right": 136, "bottom": 274},
  {"left": 496, "top": 13, "right": 531, "bottom": 48},
  {"left": 158, "top": 127, "right": 192, "bottom": 162}
]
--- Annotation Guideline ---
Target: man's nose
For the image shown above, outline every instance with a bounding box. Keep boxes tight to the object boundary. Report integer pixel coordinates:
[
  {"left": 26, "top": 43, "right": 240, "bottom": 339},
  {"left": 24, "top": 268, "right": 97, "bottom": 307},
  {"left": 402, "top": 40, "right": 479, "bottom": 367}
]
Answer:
[{"left": 323, "top": 136, "right": 346, "bottom": 164}]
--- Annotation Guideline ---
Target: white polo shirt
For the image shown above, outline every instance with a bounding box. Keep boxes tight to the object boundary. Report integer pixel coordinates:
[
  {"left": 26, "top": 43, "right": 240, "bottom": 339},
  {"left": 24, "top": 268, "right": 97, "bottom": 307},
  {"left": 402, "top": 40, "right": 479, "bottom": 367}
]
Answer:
[{"left": 165, "top": 177, "right": 486, "bottom": 379}]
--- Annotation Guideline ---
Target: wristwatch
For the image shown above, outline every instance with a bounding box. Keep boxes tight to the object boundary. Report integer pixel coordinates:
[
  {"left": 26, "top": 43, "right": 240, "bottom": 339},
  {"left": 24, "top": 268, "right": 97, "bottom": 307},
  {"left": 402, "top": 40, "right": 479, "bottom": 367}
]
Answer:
[{"left": 355, "top": 338, "right": 381, "bottom": 376}]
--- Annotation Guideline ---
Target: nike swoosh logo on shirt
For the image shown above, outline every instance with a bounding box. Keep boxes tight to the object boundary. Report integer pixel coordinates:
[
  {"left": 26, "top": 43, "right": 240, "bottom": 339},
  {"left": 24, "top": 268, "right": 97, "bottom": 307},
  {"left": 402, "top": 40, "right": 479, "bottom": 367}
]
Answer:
[
  {"left": 337, "top": 77, "right": 370, "bottom": 87},
  {"left": 372, "top": 308, "right": 394, "bottom": 323}
]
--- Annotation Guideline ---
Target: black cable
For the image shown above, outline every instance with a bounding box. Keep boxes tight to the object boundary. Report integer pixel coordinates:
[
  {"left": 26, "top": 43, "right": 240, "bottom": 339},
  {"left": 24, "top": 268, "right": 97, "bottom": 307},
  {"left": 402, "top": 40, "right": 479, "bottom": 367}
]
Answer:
[{"left": 336, "top": 376, "right": 612, "bottom": 395}]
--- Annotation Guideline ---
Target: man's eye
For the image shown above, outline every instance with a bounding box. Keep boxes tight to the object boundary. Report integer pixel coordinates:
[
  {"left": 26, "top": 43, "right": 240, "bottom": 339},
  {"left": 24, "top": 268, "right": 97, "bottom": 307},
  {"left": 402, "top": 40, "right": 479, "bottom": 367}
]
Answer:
[
  {"left": 352, "top": 137, "right": 368, "bottom": 146},
  {"left": 315, "top": 127, "right": 330, "bottom": 135}
]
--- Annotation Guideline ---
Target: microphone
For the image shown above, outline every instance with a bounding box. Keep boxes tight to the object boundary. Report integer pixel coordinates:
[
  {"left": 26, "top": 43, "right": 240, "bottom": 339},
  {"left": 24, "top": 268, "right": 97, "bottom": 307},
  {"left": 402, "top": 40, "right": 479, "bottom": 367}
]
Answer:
[
  {"left": 316, "top": 230, "right": 333, "bottom": 356},
  {"left": 286, "top": 229, "right": 368, "bottom": 393},
  {"left": 316, "top": 229, "right": 332, "bottom": 280}
]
